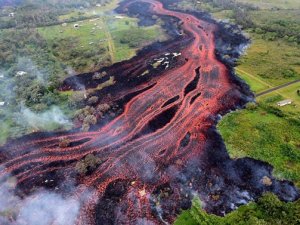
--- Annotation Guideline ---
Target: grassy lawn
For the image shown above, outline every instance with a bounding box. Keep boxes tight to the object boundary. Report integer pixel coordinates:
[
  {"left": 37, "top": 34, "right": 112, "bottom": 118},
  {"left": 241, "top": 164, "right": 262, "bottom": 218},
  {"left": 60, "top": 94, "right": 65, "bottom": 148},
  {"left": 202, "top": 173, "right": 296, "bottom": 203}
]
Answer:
[
  {"left": 257, "top": 82, "right": 300, "bottom": 112},
  {"left": 235, "top": 68, "right": 271, "bottom": 93},
  {"left": 38, "top": 19, "right": 107, "bottom": 45}
]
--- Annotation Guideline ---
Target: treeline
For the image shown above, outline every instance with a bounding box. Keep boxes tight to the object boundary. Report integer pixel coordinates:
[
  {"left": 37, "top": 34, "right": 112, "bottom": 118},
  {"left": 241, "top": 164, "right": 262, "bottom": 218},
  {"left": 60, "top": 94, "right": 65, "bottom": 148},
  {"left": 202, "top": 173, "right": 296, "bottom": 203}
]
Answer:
[{"left": 254, "top": 19, "right": 300, "bottom": 43}]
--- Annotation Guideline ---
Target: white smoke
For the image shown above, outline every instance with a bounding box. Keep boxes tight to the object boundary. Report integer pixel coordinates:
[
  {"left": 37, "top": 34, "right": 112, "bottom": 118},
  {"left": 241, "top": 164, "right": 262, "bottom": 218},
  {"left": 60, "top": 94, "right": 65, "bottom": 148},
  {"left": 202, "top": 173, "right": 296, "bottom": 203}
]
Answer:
[
  {"left": 0, "top": 172, "right": 84, "bottom": 225},
  {"left": 15, "top": 192, "right": 80, "bottom": 225},
  {"left": 136, "top": 218, "right": 156, "bottom": 225},
  {"left": 18, "top": 105, "right": 72, "bottom": 130},
  {"left": 16, "top": 57, "right": 49, "bottom": 85}
]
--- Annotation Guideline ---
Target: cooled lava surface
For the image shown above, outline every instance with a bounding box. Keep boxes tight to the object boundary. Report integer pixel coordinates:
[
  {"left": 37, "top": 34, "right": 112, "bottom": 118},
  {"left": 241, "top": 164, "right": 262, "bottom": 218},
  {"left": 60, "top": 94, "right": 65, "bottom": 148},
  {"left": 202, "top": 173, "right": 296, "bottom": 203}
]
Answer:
[{"left": 0, "top": 0, "right": 298, "bottom": 224}]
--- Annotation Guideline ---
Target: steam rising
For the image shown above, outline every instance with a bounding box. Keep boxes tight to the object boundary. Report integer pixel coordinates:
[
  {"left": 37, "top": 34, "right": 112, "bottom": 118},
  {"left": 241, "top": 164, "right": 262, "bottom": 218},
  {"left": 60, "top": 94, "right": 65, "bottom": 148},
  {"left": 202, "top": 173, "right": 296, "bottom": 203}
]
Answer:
[
  {"left": 19, "top": 105, "right": 72, "bottom": 130},
  {"left": 16, "top": 192, "right": 80, "bottom": 225},
  {"left": 0, "top": 173, "right": 82, "bottom": 225}
]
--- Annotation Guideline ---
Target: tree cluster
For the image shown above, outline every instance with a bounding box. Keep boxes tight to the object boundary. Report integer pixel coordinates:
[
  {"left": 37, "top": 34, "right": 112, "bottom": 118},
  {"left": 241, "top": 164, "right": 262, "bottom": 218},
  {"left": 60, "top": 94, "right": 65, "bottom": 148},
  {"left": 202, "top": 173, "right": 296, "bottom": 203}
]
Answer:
[
  {"left": 183, "top": 193, "right": 300, "bottom": 225},
  {"left": 75, "top": 153, "right": 102, "bottom": 174}
]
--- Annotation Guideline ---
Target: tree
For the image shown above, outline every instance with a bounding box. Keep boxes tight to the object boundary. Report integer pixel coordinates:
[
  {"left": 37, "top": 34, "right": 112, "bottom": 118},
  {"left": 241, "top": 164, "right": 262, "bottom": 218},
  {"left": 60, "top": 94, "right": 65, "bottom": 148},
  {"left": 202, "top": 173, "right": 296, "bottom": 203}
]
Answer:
[
  {"left": 88, "top": 96, "right": 99, "bottom": 105},
  {"left": 75, "top": 154, "right": 102, "bottom": 174},
  {"left": 59, "top": 138, "right": 71, "bottom": 148}
]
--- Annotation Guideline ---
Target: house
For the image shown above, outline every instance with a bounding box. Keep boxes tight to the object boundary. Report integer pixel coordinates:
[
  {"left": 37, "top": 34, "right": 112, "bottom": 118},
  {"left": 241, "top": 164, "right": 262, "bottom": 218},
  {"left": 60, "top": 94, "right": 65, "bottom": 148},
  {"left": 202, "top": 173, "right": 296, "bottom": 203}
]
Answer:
[
  {"left": 16, "top": 71, "right": 27, "bottom": 77},
  {"left": 277, "top": 99, "right": 292, "bottom": 107},
  {"left": 9, "top": 12, "right": 15, "bottom": 17},
  {"left": 0, "top": 102, "right": 5, "bottom": 106},
  {"left": 96, "top": 3, "right": 101, "bottom": 7}
]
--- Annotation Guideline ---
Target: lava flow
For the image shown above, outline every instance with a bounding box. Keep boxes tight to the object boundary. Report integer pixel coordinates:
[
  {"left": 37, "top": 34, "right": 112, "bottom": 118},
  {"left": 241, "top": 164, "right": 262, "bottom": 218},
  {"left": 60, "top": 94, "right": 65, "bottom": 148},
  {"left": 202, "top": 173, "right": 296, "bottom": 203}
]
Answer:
[{"left": 0, "top": 0, "right": 299, "bottom": 224}]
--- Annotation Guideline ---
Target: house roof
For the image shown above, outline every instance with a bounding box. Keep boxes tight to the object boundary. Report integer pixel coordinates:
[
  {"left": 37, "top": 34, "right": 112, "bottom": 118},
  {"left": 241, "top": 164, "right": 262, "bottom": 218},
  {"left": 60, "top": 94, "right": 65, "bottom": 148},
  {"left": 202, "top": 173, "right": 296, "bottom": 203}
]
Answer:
[{"left": 277, "top": 99, "right": 292, "bottom": 105}]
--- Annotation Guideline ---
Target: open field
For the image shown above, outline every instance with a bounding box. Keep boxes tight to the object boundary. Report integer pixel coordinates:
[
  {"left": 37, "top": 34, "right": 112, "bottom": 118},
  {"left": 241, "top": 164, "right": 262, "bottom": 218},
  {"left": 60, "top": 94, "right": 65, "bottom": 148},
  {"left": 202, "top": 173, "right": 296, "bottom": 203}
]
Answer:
[
  {"left": 38, "top": 15, "right": 167, "bottom": 71},
  {"left": 236, "top": 35, "right": 300, "bottom": 89},
  {"left": 236, "top": 0, "right": 300, "bottom": 9}
]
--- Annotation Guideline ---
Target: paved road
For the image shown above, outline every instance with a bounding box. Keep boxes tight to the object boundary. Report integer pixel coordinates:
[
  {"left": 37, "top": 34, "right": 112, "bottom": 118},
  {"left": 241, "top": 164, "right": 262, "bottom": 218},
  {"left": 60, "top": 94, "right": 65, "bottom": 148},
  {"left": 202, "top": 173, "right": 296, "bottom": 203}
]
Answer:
[{"left": 256, "top": 79, "right": 300, "bottom": 97}]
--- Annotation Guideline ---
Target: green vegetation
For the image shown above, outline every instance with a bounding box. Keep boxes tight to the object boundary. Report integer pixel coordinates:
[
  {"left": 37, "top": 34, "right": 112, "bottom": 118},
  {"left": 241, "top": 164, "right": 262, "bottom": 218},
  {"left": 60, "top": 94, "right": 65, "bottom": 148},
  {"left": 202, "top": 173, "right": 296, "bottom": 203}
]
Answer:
[
  {"left": 0, "top": 0, "right": 167, "bottom": 144},
  {"left": 236, "top": 35, "right": 300, "bottom": 91},
  {"left": 75, "top": 154, "right": 103, "bottom": 174},
  {"left": 175, "top": 193, "right": 300, "bottom": 225},
  {"left": 236, "top": 0, "right": 300, "bottom": 10},
  {"left": 218, "top": 100, "right": 300, "bottom": 186},
  {"left": 0, "top": 0, "right": 114, "bottom": 29},
  {"left": 38, "top": 16, "right": 166, "bottom": 71}
]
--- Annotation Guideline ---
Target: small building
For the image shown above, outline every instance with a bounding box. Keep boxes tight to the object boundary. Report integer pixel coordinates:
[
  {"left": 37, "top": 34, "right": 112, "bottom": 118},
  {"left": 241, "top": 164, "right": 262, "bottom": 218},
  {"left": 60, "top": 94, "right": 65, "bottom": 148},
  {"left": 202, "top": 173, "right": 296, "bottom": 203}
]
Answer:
[
  {"left": 277, "top": 99, "right": 292, "bottom": 107},
  {"left": 96, "top": 3, "right": 102, "bottom": 7},
  {"left": 0, "top": 102, "right": 5, "bottom": 106},
  {"left": 74, "top": 24, "right": 80, "bottom": 28},
  {"left": 62, "top": 23, "right": 67, "bottom": 27},
  {"left": 16, "top": 71, "right": 27, "bottom": 77},
  {"left": 9, "top": 12, "right": 15, "bottom": 17}
]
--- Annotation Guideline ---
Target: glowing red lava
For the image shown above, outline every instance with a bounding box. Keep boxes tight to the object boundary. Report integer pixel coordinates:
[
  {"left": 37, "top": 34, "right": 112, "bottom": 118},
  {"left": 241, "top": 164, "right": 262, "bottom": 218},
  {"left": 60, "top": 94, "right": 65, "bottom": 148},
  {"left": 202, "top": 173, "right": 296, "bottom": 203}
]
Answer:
[{"left": 0, "top": 0, "right": 298, "bottom": 224}]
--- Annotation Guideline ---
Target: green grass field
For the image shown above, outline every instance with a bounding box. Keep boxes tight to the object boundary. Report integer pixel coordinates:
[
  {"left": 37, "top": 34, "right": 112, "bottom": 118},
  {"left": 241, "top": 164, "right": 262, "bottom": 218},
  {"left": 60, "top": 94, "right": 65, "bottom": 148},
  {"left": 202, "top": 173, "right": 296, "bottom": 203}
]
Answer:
[
  {"left": 236, "top": 34, "right": 300, "bottom": 89},
  {"left": 38, "top": 16, "right": 167, "bottom": 72},
  {"left": 236, "top": 0, "right": 300, "bottom": 9},
  {"left": 257, "top": 83, "right": 300, "bottom": 111}
]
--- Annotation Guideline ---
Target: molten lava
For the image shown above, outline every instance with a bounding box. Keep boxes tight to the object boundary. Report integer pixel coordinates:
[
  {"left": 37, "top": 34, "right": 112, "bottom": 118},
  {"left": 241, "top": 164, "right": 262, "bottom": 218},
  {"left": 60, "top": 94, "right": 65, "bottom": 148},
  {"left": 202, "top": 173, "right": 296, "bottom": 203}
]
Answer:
[{"left": 0, "top": 0, "right": 298, "bottom": 224}]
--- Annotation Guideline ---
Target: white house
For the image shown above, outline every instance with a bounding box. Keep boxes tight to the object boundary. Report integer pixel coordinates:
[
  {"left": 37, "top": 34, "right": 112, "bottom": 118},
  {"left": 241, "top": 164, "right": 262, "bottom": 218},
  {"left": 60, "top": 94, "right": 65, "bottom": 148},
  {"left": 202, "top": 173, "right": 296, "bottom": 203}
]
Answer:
[
  {"left": 277, "top": 99, "right": 292, "bottom": 107},
  {"left": 16, "top": 71, "right": 27, "bottom": 77}
]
